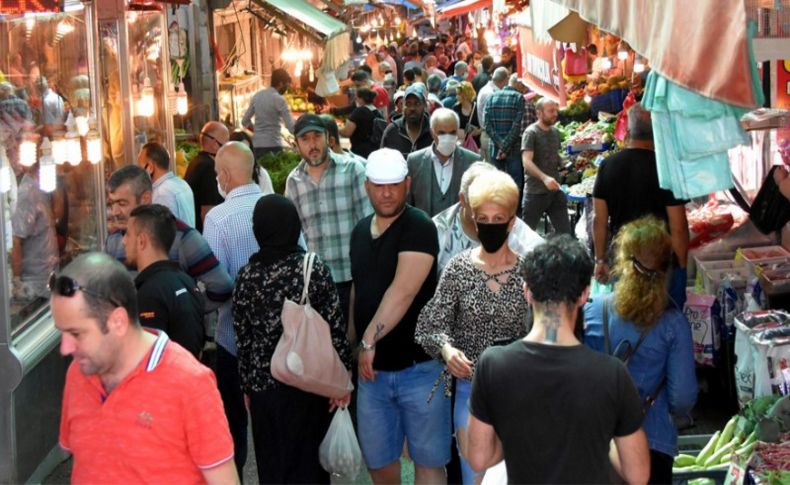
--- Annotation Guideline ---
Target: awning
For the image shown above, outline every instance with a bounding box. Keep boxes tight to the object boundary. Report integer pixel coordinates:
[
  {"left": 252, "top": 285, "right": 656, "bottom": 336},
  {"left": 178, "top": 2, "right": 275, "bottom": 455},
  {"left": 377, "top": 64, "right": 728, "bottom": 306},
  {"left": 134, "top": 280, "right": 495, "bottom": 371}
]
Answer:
[
  {"left": 251, "top": 0, "right": 350, "bottom": 70},
  {"left": 437, "top": 0, "right": 491, "bottom": 18},
  {"left": 546, "top": 0, "right": 761, "bottom": 109}
]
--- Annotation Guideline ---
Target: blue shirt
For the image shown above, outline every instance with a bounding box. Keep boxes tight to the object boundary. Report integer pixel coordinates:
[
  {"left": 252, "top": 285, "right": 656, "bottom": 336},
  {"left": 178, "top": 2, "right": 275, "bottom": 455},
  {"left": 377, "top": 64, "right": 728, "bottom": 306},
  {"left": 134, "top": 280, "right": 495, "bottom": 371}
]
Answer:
[
  {"left": 583, "top": 294, "right": 697, "bottom": 457},
  {"left": 203, "top": 184, "right": 263, "bottom": 356},
  {"left": 153, "top": 172, "right": 196, "bottom": 228}
]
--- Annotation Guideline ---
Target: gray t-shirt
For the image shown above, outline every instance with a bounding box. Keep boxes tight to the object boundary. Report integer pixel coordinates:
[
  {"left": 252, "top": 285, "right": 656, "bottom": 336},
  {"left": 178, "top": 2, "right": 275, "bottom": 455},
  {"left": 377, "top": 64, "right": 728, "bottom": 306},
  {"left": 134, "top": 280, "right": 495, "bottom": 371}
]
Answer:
[{"left": 521, "top": 123, "right": 562, "bottom": 195}]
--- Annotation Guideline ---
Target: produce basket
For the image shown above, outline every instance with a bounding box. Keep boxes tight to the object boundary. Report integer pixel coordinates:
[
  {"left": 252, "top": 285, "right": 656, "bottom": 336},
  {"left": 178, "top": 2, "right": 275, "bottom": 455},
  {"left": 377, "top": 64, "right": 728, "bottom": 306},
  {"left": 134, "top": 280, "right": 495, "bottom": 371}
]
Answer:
[{"left": 674, "top": 435, "right": 729, "bottom": 485}]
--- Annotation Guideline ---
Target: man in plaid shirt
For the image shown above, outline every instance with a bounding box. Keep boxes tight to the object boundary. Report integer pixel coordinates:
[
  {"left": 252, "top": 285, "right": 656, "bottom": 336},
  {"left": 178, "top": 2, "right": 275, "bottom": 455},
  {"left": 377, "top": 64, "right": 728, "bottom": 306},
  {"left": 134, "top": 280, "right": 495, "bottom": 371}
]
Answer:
[
  {"left": 285, "top": 114, "right": 372, "bottom": 325},
  {"left": 484, "top": 73, "right": 526, "bottom": 211}
]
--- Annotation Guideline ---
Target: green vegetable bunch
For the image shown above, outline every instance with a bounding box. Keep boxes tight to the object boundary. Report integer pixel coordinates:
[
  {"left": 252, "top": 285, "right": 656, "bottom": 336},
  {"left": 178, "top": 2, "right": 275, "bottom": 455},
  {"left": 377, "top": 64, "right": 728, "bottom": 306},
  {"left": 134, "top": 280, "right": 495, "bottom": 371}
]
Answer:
[{"left": 258, "top": 150, "right": 302, "bottom": 195}]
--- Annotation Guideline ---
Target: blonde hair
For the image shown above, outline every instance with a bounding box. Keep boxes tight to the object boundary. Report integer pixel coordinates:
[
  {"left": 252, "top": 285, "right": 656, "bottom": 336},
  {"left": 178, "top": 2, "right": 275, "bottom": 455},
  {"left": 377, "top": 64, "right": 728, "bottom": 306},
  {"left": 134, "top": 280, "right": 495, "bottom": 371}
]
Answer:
[
  {"left": 456, "top": 81, "right": 476, "bottom": 104},
  {"left": 468, "top": 170, "right": 519, "bottom": 218},
  {"left": 613, "top": 216, "right": 673, "bottom": 328}
]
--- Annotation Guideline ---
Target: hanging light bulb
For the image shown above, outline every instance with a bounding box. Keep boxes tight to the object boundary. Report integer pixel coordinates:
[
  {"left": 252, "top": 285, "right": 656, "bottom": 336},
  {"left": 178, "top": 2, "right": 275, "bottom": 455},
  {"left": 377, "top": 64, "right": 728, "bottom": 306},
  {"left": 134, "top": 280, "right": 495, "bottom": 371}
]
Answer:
[
  {"left": 137, "top": 77, "right": 155, "bottom": 117},
  {"left": 52, "top": 134, "right": 68, "bottom": 165},
  {"left": 52, "top": 18, "right": 75, "bottom": 46},
  {"left": 601, "top": 56, "right": 612, "bottom": 70},
  {"left": 356, "top": 34, "right": 362, "bottom": 43},
  {"left": 308, "top": 63, "right": 315, "bottom": 83},
  {"left": 584, "top": 94, "right": 592, "bottom": 104},
  {"left": 65, "top": 130, "right": 81, "bottom": 166},
  {"left": 634, "top": 56, "right": 646, "bottom": 73},
  {"left": 25, "top": 16, "right": 35, "bottom": 40},
  {"left": 395, "top": 16, "right": 402, "bottom": 25},
  {"left": 19, "top": 135, "right": 38, "bottom": 167},
  {"left": 86, "top": 128, "right": 102, "bottom": 164},
  {"left": 176, "top": 82, "right": 188, "bottom": 116},
  {"left": 39, "top": 138, "right": 56, "bottom": 193},
  {"left": 301, "top": 49, "right": 313, "bottom": 60},
  {"left": 75, "top": 114, "right": 89, "bottom": 137},
  {"left": 617, "top": 44, "right": 628, "bottom": 60},
  {"left": 0, "top": 146, "right": 11, "bottom": 194}
]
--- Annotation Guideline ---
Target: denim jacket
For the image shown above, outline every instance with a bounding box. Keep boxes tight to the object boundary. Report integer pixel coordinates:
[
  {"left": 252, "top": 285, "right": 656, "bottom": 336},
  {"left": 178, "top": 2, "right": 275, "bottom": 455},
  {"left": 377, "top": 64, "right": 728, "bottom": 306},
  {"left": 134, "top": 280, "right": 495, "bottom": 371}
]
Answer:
[{"left": 583, "top": 294, "right": 697, "bottom": 457}]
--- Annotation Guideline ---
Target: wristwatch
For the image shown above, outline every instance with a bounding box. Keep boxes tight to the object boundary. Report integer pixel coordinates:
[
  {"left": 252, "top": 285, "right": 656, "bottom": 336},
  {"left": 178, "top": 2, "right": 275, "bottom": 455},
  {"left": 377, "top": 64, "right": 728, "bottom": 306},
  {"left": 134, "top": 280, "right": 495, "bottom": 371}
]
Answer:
[
  {"left": 595, "top": 258, "right": 607, "bottom": 265},
  {"left": 359, "top": 340, "right": 376, "bottom": 351}
]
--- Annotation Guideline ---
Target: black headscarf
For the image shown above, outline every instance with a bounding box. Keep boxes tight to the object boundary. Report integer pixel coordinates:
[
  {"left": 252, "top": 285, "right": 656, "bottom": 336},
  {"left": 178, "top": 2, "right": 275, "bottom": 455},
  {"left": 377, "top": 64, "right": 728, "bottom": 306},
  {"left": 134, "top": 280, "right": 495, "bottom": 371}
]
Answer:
[{"left": 249, "top": 194, "right": 304, "bottom": 266}]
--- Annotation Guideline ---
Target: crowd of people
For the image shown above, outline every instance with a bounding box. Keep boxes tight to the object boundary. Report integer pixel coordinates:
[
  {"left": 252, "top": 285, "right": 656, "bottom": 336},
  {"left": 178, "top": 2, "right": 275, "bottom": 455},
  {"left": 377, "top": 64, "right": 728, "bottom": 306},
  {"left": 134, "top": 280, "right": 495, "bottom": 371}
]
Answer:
[{"left": 48, "top": 33, "right": 698, "bottom": 485}]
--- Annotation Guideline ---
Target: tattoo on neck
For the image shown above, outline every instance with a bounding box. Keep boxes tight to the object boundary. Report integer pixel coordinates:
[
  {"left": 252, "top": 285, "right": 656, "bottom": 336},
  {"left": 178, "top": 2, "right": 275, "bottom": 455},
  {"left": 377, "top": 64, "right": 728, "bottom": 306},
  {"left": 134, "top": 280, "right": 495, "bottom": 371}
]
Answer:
[
  {"left": 373, "top": 323, "right": 384, "bottom": 342},
  {"left": 540, "top": 305, "right": 560, "bottom": 343}
]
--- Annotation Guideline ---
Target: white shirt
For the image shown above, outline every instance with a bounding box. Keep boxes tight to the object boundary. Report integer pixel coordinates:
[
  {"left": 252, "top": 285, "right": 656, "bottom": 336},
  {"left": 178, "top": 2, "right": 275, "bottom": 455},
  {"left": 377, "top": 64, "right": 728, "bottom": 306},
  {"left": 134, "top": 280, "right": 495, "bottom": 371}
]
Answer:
[
  {"left": 153, "top": 172, "right": 196, "bottom": 228},
  {"left": 477, "top": 81, "right": 500, "bottom": 127},
  {"left": 431, "top": 148, "right": 454, "bottom": 194}
]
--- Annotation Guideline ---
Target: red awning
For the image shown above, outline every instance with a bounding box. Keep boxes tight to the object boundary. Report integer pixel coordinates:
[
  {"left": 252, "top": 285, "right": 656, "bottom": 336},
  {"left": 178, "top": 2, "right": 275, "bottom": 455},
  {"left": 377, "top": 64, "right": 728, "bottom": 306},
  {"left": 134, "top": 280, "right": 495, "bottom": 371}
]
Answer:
[
  {"left": 437, "top": 0, "right": 492, "bottom": 18},
  {"left": 548, "top": 0, "right": 759, "bottom": 109}
]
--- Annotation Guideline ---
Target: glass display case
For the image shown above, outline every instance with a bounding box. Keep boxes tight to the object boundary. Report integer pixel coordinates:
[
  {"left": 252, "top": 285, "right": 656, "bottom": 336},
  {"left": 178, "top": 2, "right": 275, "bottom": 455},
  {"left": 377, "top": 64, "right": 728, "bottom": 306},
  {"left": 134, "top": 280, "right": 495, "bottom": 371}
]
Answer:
[
  {"left": 0, "top": 2, "right": 105, "bottom": 482},
  {"left": 218, "top": 74, "right": 260, "bottom": 127}
]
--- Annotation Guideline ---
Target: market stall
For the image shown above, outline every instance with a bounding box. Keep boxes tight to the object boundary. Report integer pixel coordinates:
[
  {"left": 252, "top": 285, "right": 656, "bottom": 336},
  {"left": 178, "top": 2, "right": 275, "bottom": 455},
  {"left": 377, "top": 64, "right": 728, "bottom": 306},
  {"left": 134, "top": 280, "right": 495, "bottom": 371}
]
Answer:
[
  {"left": 212, "top": 0, "right": 350, "bottom": 127},
  {"left": 0, "top": 0, "right": 107, "bottom": 481}
]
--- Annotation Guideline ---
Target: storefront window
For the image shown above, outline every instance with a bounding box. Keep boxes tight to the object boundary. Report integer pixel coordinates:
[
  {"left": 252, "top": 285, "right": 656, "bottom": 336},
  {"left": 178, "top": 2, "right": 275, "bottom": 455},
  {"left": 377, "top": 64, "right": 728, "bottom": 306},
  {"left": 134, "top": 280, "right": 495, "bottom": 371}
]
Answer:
[{"left": 0, "top": 4, "right": 103, "bottom": 333}]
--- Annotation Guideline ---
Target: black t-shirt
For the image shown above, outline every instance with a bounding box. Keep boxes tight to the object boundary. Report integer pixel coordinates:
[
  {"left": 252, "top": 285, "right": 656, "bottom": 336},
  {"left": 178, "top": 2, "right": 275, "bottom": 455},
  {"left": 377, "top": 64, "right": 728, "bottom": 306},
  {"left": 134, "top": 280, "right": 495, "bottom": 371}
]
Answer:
[
  {"left": 184, "top": 151, "right": 224, "bottom": 232},
  {"left": 350, "top": 205, "right": 438, "bottom": 371},
  {"left": 592, "top": 148, "right": 687, "bottom": 236},
  {"left": 349, "top": 106, "right": 381, "bottom": 159},
  {"left": 470, "top": 340, "right": 644, "bottom": 484},
  {"left": 135, "top": 260, "right": 205, "bottom": 357}
]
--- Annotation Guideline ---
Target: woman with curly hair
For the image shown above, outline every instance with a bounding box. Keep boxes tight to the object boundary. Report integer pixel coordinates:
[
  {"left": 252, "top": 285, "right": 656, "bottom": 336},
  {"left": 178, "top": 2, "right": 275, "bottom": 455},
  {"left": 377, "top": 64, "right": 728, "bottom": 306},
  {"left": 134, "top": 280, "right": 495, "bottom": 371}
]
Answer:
[{"left": 583, "top": 216, "right": 697, "bottom": 485}]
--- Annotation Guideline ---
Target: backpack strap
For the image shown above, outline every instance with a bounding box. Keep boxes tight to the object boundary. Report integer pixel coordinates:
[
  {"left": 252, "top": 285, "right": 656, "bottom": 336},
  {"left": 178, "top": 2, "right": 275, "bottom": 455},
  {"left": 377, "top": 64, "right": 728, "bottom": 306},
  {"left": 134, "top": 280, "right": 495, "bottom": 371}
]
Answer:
[{"left": 300, "top": 253, "right": 315, "bottom": 305}]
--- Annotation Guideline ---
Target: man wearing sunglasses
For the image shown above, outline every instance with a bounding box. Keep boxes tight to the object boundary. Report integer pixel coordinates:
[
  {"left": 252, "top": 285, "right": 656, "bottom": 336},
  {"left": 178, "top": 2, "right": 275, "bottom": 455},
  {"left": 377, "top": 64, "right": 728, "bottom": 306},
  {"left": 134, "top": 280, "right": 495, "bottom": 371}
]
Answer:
[
  {"left": 105, "top": 165, "right": 233, "bottom": 313},
  {"left": 184, "top": 121, "right": 230, "bottom": 232},
  {"left": 52, "top": 253, "right": 239, "bottom": 484}
]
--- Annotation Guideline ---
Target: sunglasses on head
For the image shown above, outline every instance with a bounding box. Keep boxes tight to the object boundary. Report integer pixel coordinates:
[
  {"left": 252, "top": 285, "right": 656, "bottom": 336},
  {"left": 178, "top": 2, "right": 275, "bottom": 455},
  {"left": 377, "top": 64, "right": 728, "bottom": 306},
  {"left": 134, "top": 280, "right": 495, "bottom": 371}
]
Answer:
[
  {"left": 630, "top": 256, "right": 662, "bottom": 280},
  {"left": 48, "top": 273, "right": 121, "bottom": 307}
]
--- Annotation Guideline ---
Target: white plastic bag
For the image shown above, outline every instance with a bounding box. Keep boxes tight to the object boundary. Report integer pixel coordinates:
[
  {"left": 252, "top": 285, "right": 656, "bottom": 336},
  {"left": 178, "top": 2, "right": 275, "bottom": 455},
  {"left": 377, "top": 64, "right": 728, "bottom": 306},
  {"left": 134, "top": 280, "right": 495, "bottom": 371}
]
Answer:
[{"left": 319, "top": 407, "right": 362, "bottom": 480}]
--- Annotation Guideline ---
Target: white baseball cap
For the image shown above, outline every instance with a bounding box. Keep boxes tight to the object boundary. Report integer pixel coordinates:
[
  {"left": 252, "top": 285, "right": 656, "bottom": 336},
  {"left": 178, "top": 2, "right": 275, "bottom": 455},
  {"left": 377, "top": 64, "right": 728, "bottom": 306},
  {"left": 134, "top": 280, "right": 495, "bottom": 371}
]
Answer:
[{"left": 366, "top": 148, "right": 408, "bottom": 184}]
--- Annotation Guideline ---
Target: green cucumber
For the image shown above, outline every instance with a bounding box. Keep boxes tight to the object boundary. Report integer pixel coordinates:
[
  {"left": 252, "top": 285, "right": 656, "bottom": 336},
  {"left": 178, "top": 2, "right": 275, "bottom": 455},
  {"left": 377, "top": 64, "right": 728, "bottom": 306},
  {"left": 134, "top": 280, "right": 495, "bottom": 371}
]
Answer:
[
  {"left": 674, "top": 454, "right": 697, "bottom": 467},
  {"left": 717, "top": 416, "right": 738, "bottom": 449},
  {"left": 704, "top": 438, "right": 738, "bottom": 467},
  {"left": 696, "top": 431, "right": 720, "bottom": 465}
]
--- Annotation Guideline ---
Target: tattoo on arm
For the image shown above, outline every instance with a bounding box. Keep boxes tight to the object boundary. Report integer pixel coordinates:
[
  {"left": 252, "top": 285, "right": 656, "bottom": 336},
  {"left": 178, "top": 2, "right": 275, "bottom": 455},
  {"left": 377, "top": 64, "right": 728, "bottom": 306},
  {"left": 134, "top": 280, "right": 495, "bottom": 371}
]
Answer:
[{"left": 373, "top": 323, "right": 384, "bottom": 343}]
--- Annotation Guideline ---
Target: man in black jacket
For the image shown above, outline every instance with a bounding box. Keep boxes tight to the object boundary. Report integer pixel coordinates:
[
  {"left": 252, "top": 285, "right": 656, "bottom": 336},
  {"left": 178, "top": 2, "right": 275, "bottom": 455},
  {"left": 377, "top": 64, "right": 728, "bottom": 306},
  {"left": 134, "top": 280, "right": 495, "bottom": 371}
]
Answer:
[
  {"left": 380, "top": 84, "right": 433, "bottom": 158},
  {"left": 123, "top": 204, "right": 204, "bottom": 357}
]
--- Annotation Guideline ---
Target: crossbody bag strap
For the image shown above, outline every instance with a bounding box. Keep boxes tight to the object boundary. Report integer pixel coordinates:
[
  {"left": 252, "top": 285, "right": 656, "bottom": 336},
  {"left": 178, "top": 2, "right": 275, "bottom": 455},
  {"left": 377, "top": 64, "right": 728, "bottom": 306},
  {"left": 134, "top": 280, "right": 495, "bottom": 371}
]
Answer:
[
  {"left": 300, "top": 252, "right": 315, "bottom": 305},
  {"left": 465, "top": 103, "right": 476, "bottom": 133},
  {"left": 603, "top": 298, "right": 611, "bottom": 355}
]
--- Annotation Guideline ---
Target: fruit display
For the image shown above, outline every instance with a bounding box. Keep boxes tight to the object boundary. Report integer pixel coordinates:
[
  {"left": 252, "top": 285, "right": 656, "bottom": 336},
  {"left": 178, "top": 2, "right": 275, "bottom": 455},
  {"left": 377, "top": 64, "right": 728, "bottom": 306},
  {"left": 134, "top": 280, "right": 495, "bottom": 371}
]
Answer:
[
  {"left": 586, "top": 75, "right": 630, "bottom": 96},
  {"left": 175, "top": 141, "right": 200, "bottom": 179},
  {"left": 284, "top": 89, "right": 315, "bottom": 114},
  {"left": 557, "top": 118, "right": 618, "bottom": 193}
]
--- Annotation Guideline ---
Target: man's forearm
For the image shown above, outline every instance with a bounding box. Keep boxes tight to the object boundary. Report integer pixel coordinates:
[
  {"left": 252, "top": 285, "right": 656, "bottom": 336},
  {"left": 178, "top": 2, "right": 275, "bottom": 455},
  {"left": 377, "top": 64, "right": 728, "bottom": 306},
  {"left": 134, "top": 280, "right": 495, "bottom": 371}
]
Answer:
[
  {"left": 671, "top": 228, "right": 689, "bottom": 268},
  {"left": 522, "top": 153, "right": 549, "bottom": 181},
  {"left": 593, "top": 213, "right": 608, "bottom": 260},
  {"left": 361, "top": 286, "right": 419, "bottom": 344}
]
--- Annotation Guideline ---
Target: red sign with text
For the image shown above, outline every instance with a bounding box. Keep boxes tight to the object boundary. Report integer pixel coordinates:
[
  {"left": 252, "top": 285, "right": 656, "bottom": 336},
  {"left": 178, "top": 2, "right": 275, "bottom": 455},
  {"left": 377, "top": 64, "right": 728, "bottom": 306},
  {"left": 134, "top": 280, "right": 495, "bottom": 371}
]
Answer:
[
  {"left": 0, "top": 0, "right": 59, "bottom": 14},
  {"left": 777, "top": 61, "right": 790, "bottom": 159},
  {"left": 518, "top": 26, "right": 563, "bottom": 104}
]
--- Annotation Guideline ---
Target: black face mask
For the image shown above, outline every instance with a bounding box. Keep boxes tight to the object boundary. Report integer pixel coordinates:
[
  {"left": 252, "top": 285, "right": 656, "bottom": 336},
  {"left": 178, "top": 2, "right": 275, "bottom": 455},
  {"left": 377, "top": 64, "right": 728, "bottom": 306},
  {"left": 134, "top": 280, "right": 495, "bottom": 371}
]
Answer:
[{"left": 476, "top": 220, "right": 511, "bottom": 253}]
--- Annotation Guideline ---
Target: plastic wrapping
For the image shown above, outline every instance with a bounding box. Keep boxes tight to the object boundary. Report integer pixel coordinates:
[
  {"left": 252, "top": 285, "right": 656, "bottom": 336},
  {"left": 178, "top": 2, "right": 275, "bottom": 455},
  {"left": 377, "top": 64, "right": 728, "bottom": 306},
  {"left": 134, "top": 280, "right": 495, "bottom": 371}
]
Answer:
[{"left": 319, "top": 408, "right": 363, "bottom": 480}]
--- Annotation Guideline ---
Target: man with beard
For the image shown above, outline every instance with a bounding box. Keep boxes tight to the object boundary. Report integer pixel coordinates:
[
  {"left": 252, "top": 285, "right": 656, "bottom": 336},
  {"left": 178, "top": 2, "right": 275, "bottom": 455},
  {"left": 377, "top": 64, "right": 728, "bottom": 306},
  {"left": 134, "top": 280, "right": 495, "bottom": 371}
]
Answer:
[
  {"left": 242, "top": 68, "right": 295, "bottom": 159},
  {"left": 285, "top": 114, "right": 371, "bottom": 325},
  {"left": 350, "top": 148, "right": 450, "bottom": 485},
  {"left": 380, "top": 84, "right": 433, "bottom": 158},
  {"left": 52, "top": 253, "right": 238, "bottom": 484},
  {"left": 521, "top": 98, "right": 571, "bottom": 234}
]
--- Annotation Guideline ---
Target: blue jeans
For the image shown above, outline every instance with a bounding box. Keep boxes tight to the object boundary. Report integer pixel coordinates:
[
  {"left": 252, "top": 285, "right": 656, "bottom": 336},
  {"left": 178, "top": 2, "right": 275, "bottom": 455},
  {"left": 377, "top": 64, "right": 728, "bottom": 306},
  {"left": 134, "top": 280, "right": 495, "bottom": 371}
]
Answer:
[
  {"left": 491, "top": 151, "right": 524, "bottom": 214},
  {"left": 454, "top": 379, "right": 481, "bottom": 485},
  {"left": 357, "top": 360, "right": 452, "bottom": 470}
]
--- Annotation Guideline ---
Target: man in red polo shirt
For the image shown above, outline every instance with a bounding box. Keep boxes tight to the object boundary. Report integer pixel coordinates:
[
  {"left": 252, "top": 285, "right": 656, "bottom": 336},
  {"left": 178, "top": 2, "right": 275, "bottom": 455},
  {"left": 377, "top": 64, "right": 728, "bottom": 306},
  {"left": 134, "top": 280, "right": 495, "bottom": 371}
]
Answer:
[{"left": 51, "top": 252, "right": 238, "bottom": 484}]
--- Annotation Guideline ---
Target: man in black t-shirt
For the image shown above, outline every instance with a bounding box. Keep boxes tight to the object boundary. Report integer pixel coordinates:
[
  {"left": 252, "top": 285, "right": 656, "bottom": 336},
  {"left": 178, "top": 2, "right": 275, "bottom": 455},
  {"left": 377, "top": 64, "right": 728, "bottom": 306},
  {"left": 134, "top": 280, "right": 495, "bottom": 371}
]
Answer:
[
  {"left": 124, "top": 204, "right": 204, "bottom": 357},
  {"left": 350, "top": 148, "right": 451, "bottom": 484},
  {"left": 185, "top": 121, "right": 229, "bottom": 232},
  {"left": 464, "top": 236, "right": 649, "bottom": 484},
  {"left": 592, "top": 103, "right": 689, "bottom": 307}
]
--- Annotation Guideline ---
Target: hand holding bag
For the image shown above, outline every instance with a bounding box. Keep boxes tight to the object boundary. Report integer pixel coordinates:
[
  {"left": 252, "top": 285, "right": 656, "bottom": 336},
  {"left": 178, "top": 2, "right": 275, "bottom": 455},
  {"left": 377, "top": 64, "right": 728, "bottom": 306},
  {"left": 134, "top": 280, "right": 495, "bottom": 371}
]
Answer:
[
  {"left": 319, "top": 407, "right": 363, "bottom": 480},
  {"left": 271, "top": 253, "right": 354, "bottom": 398},
  {"left": 462, "top": 103, "right": 480, "bottom": 152}
]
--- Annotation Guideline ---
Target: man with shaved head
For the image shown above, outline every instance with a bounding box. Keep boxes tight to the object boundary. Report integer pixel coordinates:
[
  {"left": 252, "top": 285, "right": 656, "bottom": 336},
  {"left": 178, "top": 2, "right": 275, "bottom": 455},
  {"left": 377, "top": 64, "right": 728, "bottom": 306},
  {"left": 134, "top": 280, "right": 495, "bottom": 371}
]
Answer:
[
  {"left": 185, "top": 121, "right": 230, "bottom": 232},
  {"left": 203, "top": 141, "right": 263, "bottom": 478}
]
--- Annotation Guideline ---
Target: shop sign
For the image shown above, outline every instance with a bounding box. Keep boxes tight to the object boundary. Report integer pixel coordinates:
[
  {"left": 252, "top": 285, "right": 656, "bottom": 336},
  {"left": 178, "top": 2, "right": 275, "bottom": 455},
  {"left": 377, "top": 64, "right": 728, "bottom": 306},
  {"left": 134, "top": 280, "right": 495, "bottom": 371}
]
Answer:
[
  {"left": 518, "top": 26, "right": 561, "bottom": 102},
  {"left": 776, "top": 60, "right": 790, "bottom": 155},
  {"left": 0, "top": 0, "right": 59, "bottom": 14}
]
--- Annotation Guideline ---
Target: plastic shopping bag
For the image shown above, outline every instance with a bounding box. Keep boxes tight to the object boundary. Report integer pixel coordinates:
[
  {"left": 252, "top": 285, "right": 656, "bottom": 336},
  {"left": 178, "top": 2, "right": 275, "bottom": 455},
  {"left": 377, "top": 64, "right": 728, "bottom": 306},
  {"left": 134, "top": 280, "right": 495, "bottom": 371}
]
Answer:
[{"left": 319, "top": 407, "right": 363, "bottom": 480}]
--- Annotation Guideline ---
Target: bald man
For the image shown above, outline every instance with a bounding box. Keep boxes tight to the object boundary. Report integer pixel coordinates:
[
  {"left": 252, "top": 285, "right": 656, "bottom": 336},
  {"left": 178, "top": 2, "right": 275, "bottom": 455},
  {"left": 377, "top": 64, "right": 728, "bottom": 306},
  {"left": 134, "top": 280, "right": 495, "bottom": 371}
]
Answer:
[
  {"left": 185, "top": 121, "right": 230, "bottom": 232},
  {"left": 202, "top": 141, "right": 262, "bottom": 477}
]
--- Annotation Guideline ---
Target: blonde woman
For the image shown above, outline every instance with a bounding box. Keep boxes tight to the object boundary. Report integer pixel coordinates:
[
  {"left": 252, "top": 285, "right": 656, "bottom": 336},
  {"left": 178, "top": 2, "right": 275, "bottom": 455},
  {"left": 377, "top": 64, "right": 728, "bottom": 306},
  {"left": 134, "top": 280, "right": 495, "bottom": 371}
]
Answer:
[
  {"left": 583, "top": 216, "right": 696, "bottom": 484},
  {"left": 416, "top": 170, "right": 528, "bottom": 485},
  {"left": 453, "top": 81, "right": 482, "bottom": 147}
]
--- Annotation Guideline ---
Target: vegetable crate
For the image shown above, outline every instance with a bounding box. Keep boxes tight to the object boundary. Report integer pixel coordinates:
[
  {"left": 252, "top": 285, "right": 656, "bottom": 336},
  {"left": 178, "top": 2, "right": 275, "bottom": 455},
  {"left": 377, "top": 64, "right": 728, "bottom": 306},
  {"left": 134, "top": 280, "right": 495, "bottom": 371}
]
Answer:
[{"left": 674, "top": 434, "right": 728, "bottom": 485}]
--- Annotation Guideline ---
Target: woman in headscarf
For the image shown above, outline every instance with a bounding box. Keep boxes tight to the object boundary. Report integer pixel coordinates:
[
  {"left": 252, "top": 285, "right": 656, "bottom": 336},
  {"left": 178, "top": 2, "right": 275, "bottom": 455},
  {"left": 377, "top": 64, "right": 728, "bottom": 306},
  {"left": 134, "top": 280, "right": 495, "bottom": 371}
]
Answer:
[
  {"left": 233, "top": 194, "right": 353, "bottom": 484},
  {"left": 583, "top": 216, "right": 697, "bottom": 485}
]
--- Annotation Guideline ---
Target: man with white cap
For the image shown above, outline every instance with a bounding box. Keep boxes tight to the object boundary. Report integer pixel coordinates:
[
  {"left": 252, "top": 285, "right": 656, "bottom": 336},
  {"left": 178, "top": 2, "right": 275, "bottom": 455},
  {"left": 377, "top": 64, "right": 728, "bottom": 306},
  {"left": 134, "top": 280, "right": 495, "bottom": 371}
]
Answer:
[{"left": 350, "top": 148, "right": 451, "bottom": 484}]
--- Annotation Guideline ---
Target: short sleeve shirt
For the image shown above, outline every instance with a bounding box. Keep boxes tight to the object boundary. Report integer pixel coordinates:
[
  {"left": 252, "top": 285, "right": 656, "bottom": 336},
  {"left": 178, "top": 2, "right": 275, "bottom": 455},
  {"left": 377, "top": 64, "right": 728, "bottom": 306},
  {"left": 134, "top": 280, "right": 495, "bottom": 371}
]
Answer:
[
  {"left": 592, "top": 148, "right": 687, "bottom": 236},
  {"left": 59, "top": 331, "right": 234, "bottom": 484},
  {"left": 470, "top": 341, "right": 643, "bottom": 484},
  {"left": 521, "top": 123, "right": 562, "bottom": 195},
  {"left": 350, "top": 205, "right": 438, "bottom": 371}
]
